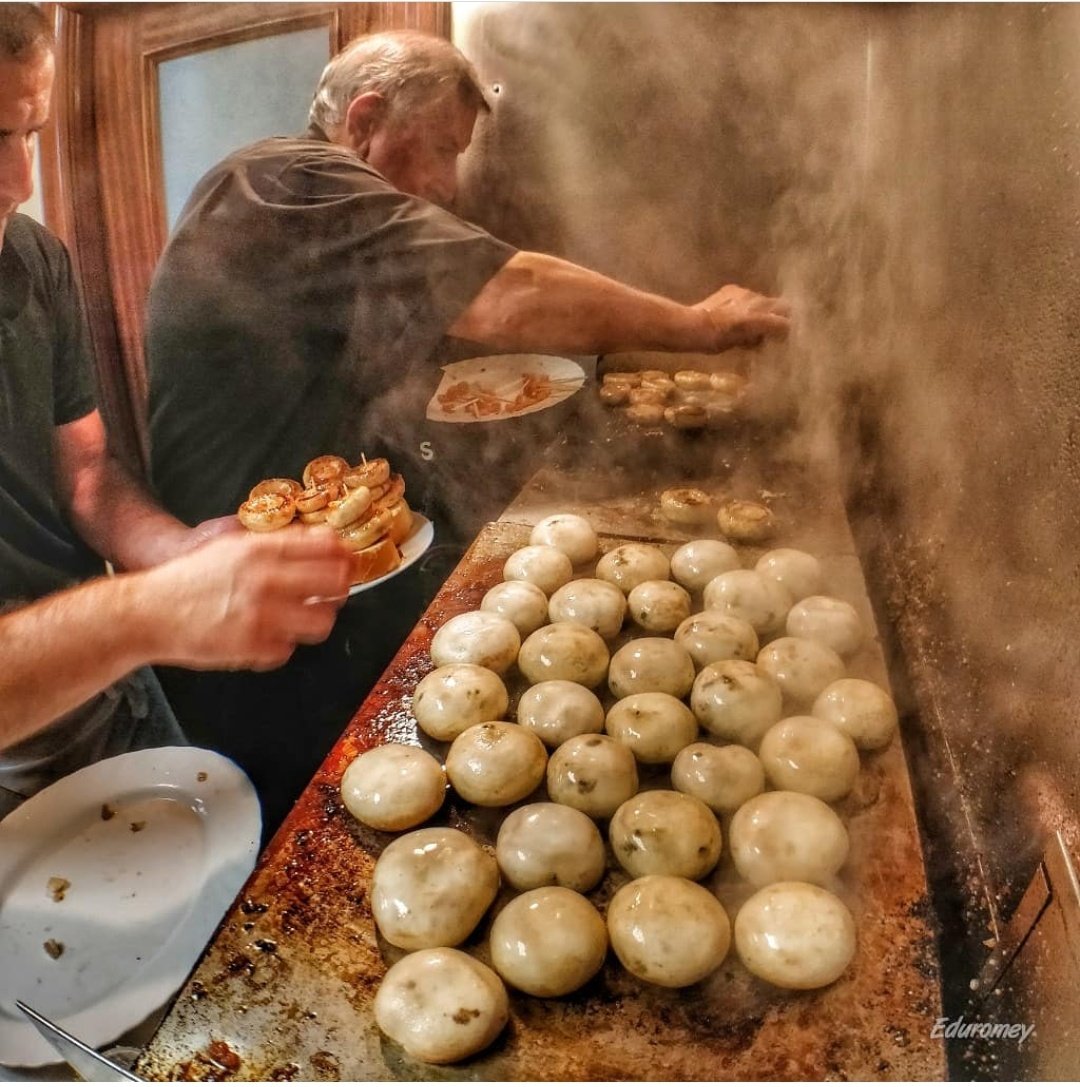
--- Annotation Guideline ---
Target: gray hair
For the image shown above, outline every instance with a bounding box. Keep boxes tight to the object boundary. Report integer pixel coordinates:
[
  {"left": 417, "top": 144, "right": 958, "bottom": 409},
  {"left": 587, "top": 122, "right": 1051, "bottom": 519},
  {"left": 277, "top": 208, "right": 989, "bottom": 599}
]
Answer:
[
  {"left": 0, "top": 3, "right": 53, "bottom": 60},
  {"left": 309, "top": 30, "right": 488, "bottom": 137}
]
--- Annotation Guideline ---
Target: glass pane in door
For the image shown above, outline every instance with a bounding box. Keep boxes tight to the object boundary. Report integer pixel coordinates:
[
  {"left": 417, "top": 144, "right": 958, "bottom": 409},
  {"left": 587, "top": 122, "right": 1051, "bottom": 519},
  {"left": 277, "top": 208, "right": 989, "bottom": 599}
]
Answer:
[{"left": 158, "top": 27, "right": 329, "bottom": 229}]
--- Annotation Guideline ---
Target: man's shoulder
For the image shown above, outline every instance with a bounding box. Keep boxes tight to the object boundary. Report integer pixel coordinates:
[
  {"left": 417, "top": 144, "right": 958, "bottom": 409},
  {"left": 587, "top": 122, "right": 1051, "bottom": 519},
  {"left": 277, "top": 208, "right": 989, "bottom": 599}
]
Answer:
[
  {"left": 5, "top": 214, "right": 70, "bottom": 275},
  {"left": 224, "top": 135, "right": 383, "bottom": 180}
]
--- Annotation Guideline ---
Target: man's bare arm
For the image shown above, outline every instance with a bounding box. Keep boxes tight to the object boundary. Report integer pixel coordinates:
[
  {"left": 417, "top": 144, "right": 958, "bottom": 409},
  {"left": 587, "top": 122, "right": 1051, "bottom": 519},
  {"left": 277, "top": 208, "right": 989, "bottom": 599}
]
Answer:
[
  {"left": 53, "top": 411, "right": 237, "bottom": 571},
  {"left": 0, "top": 528, "right": 351, "bottom": 750},
  {"left": 448, "top": 251, "right": 790, "bottom": 354}
]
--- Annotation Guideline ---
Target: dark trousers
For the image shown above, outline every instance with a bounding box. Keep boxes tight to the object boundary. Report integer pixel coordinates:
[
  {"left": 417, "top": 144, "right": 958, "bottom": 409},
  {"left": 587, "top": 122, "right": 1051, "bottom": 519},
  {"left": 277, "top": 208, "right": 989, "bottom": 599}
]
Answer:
[{"left": 156, "top": 544, "right": 461, "bottom": 842}]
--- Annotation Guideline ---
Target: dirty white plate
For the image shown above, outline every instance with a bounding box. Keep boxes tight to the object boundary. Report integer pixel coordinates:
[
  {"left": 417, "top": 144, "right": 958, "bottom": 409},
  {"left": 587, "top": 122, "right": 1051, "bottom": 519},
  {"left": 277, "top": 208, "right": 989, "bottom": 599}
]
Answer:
[
  {"left": 346, "top": 512, "right": 434, "bottom": 597},
  {"left": 0, "top": 747, "right": 260, "bottom": 1068},
  {"left": 425, "top": 354, "right": 585, "bottom": 423}
]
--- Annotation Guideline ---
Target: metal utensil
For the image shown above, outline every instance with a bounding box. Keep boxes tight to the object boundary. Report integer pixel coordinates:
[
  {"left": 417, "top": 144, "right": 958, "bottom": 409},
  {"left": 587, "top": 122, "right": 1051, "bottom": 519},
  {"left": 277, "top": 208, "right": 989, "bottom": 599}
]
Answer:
[{"left": 15, "top": 1002, "right": 142, "bottom": 1082}]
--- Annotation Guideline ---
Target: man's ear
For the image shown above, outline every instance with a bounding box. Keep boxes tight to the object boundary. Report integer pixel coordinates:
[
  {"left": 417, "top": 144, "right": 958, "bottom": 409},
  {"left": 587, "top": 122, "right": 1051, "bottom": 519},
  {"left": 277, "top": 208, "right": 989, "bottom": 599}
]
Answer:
[{"left": 344, "top": 91, "right": 387, "bottom": 155}]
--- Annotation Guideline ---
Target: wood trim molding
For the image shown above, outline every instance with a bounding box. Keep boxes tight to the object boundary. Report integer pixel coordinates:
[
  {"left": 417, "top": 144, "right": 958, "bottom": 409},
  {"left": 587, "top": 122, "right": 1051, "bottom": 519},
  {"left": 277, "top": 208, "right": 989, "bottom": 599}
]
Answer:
[{"left": 51, "top": 6, "right": 148, "bottom": 474}]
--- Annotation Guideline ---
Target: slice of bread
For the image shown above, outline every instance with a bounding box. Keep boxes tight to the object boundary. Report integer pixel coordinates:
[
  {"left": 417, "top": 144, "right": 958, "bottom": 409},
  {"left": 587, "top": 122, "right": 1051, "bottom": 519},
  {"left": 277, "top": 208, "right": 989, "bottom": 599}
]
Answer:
[{"left": 349, "top": 535, "right": 402, "bottom": 585}]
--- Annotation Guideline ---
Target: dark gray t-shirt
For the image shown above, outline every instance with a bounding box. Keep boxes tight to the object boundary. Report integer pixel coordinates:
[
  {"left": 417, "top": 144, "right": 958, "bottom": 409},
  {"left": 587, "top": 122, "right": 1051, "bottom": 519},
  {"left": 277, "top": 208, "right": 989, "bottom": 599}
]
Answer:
[
  {"left": 146, "top": 135, "right": 517, "bottom": 527},
  {"left": 0, "top": 214, "right": 100, "bottom": 602},
  {"left": 0, "top": 215, "right": 183, "bottom": 808}
]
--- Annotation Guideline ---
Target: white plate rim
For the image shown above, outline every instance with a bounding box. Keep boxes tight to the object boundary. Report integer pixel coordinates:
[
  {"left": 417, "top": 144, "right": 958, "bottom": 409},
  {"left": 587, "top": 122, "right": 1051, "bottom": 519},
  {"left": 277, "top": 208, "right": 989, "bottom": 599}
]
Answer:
[
  {"left": 425, "top": 354, "right": 585, "bottom": 424},
  {"left": 347, "top": 512, "right": 434, "bottom": 596},
  {"left": 0, "top": 746, "right": 260, "bottom": 1068}
]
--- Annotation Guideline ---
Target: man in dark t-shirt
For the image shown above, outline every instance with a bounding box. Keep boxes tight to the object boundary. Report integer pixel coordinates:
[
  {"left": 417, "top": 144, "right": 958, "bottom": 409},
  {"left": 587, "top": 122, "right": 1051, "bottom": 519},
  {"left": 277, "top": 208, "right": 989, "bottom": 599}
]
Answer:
[
  {"left": 145, "top": 29, "right": 789, "bottom": 832},
  {"left": 0, "top": 4, "right": 353, "bottom": 820}
]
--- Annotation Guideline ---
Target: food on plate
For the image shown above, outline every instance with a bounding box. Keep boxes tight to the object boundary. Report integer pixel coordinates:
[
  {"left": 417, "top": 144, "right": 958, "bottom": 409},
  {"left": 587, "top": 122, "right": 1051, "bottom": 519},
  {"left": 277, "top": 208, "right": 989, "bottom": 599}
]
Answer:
[
  {"left": 429, "top": 611, "right": 521, "bottom": 675},
  {"left": 663, "top": 404, "right": 708, "bottom": 430},
  {"left": 609, "top": 791, "right": 722, "bottom": 880},
  {"left": 495, "top": 802, "right": 606, "bottom": 892},
  {"left": 673, "top": 369, "right": 712, "bottom": 391},
  {"left": 340, "top": 743, "right": 446, "bottom": 831},
  {"left": 607, "top": 875, "right": 731, "bottom": 988},
  {"left": 703, "top": 569, "right": 791, "bottom": 636},
  {"left": 728, "top": 790, "right": 849, "bottom": 887},
  {"left": 755, "top": 547, "right": 824, "bottom": 602},
  {"left": 445, "top": 722, "right": 547, "bottom": 807},
  {"left": 237, "top": 491, "right": 296, "bottom": 532},
  {"left": 546, "top": 734, "right": 639, "bottom": 819},
  {"left": 674, "top": 611, "right": 759, "bottom": 670},
  {"left": 516, "top": 680, "right": 605, "bottom": 747},
  {"left": 489, "top": 887, "right": 608, "bottom": 997},
  {"left": 604, "top": 693, "right": 698, "bottom": 764},
  {"left": 690, "top": 659, "right": 783, "bottom": 748},
  {"left": 625, "top": 402, "right": 666, "bottom": 426},
  {"left": 412, "top": 664, "right": 509, "bottom": 742},
  {"left": 812, "top": 678, "right": 898, "bottom": 751},
  {"left": 480, "top": 580, "right": 550, "bottom": 637},
  {"left": 371, "top": 827, "right": 499, "bottom": 950},
  {"left": 436, "top": 369, "right": 573, "bottom": 419},
  {"left": 626, "top": 579, "right": 691, "bottom": 633},
  {"left": 786, "top": 595, "right": 864, "bottom": 657},
  {"left": 671, "top": 742, "right": 766, "bottom": 814},
  {"left": 325, "top": 484, "right": 373, "bottom": 529},
  {"left": 343, "top": 456, "right": 391, "bottom": 490},
  {"left": 734, "top": 882, "right": 856, "bottom": 990},
  {"left": 608, "top": 637, "right": 695, "bottom": 700},
  {"left": 518, "top": 622, "right": 610, "bottom": 688},
  {"left": 757, "top": 716, "right": 860, "bottom": 802},
  {"left": 658, "top": 487, "right": 714, "bottom": 526},
  {"left": 595, "top": 543, "right": 671, "bottom": 593},
  {"left": 503, "top": 544, "right": 574, "bottom": 595},
  {"left": 240, "top": 452, "right": 412, "bottom": 585},
  {"left": 547, "top": 578, "right": 627, "bottom": 640},
  {"left": 716, "top": 499, "right": 775, "bottom": 542},
  {"left": 669, "top": 538, "right": 740, "bottom": 592},
  {"left": 529, "top": 513, "right": 599, "bottom": 565},
  {"left": 249, "top": 477, "right": 302, "bottom": 500},
  {"left": 295, "top": 484, "right": 330, "bottom": 515},
  {"left": 374, "top": 947, "right": 509, "bottom": 1064},
  {"left": 43, "top": 939, "right": 64, "bottom": 959},
  {"left": 302, "top": 454, "right": 350, "bottom": 489},
  {"left": 756, "top": 636, "right": 846, "bottom": 710}
]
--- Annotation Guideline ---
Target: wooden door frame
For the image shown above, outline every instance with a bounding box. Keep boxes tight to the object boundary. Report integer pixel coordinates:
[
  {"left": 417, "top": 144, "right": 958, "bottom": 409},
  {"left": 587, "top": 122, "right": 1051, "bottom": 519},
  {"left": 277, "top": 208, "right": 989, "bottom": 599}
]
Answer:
[{"left": 38, "top": 2, "right": 451, "bottom": 475}]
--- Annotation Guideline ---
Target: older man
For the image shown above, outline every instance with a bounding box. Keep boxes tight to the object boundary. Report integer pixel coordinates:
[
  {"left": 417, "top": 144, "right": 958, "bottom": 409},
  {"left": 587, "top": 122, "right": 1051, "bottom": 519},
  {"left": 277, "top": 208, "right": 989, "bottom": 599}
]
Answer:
[
  {"left": 0, "top": 3, "right": 353, "bottom": 819},
  {"left": 145, "top": 29, "right": 788, "bottom": 827},
  {"left": 147, "top": 29, "right": 788, "bottom": 531}
]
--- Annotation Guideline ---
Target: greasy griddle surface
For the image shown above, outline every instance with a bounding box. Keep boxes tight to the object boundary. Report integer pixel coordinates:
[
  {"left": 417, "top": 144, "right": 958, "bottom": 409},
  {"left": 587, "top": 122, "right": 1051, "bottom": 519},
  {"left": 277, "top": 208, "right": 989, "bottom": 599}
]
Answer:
[{"left": 137, "top": 522, "right": 944, "bottom": 1082}]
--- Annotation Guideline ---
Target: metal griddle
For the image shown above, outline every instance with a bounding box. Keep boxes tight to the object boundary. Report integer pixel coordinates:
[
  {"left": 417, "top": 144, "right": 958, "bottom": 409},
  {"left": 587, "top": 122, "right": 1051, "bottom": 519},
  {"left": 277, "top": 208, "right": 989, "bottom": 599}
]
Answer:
[{"left": 136, "top": 450, "right": 945, "bottom": 1081}]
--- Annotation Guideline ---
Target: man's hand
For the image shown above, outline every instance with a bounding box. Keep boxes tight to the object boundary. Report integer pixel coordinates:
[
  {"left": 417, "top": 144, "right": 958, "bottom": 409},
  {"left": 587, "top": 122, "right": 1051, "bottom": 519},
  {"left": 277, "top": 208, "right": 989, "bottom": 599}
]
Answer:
[
  {"left": 142, "top": 526, "right": 353, "bottom": 671},
  {"left": 694, "top": 284, "right": 791, "bottom": 351}
]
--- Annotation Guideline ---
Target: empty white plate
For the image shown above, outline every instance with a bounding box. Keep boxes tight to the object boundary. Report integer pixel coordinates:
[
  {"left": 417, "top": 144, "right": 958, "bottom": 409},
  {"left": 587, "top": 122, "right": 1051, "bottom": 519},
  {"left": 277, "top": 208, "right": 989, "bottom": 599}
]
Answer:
[{"left": 0, "top": 747, "right": 260, "bottom": 1067}]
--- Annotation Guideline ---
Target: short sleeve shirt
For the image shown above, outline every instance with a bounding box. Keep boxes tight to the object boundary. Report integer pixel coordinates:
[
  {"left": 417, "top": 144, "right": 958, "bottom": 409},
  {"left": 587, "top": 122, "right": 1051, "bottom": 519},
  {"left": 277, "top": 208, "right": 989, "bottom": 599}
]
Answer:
[
  {"left": 147, "top": 135, "right": 517, "bottom": 527},
  {"left": 0, "top": 214, "right": 100, "bottom": 602}
]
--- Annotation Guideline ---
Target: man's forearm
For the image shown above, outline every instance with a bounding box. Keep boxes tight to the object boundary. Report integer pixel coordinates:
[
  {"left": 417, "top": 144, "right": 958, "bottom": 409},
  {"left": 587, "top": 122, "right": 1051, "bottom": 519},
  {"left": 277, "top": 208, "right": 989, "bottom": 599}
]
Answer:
[
  {"left": 0, "top": 576, "right": 159, "bottom": 750},
  {"left": 66, "top": 450, "right": 193, "bottom": 571},
  {"left": 448, "top": 252, "right": 716, "bottom": 354}
]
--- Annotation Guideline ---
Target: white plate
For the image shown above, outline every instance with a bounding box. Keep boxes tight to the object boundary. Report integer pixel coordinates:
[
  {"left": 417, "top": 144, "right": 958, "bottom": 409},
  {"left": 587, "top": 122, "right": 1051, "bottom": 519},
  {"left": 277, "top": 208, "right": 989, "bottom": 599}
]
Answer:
[
  {"left": 347, "top": 512, "right": 434, "bottom": 596},
  {"left": 425, "top": 354, "right": 585, "bottom": 423},
  {"left": 0, "top": 747, "right": 260, "bottom": 1068}
]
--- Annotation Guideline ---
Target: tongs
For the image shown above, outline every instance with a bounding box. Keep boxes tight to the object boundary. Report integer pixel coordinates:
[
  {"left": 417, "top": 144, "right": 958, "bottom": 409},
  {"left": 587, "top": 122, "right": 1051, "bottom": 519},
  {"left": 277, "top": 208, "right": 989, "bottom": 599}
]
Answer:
[{"left": 15, "top": 1001, "right": 143, "bottom": 1081}]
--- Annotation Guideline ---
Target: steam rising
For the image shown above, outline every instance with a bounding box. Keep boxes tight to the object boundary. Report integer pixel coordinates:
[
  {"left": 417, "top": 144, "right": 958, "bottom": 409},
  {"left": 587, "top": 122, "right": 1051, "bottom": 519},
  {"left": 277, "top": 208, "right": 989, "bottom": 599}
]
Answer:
[{"left": 452, "top": 3, "right": 1080, "bottom": 1057}]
